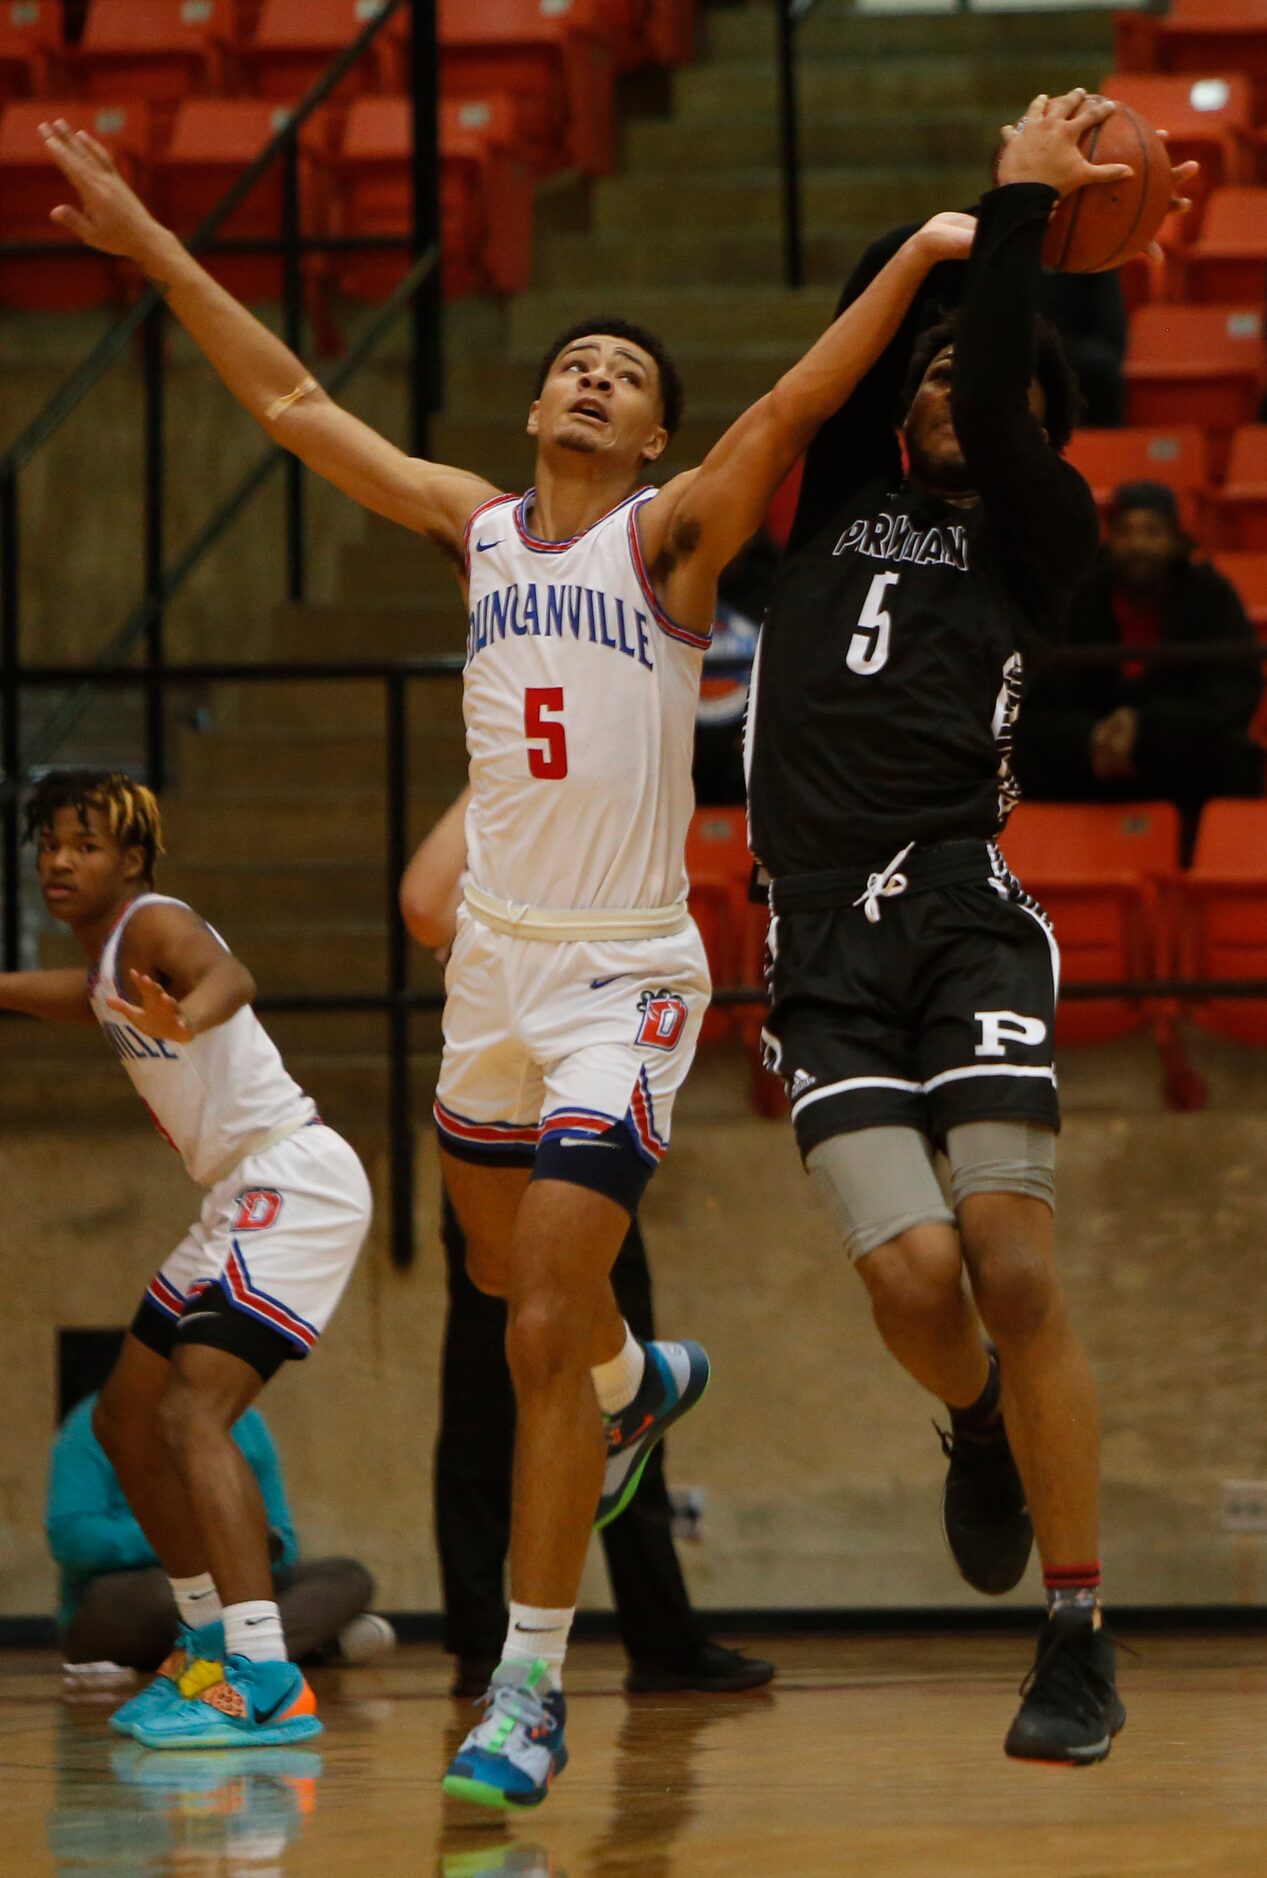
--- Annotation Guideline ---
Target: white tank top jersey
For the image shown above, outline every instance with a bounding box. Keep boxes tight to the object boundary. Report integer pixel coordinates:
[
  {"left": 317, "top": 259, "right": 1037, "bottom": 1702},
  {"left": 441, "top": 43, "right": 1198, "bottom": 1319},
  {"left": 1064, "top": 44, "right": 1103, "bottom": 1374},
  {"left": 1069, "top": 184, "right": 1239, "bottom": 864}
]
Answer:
[
  {"left": 89, "top": 893, "right": 316, "bottom": 1187},
  {"left": 462, "top": 486, "right": 711, "bottom": 913}
]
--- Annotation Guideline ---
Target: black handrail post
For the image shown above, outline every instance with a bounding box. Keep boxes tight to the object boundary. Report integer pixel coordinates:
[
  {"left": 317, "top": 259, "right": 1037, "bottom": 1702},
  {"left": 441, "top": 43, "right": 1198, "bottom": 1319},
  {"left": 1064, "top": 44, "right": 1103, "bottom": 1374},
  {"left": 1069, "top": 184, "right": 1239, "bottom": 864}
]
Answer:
[
  {"left": 142, "top": 298, "right": 167, "bottom": 791},
  {"left": 409, "top": 0, "right": 443, "bottom": 458},
  {"left": 282, "top": 125, "right": 306, "bottom": 603},
  {"left": 776, "top": 0, "right": 804, "bottom": 290},
  {"left": 385, "top": 669, "right": 416, "bottom": 1270},
  {"left": 1, "top": 470, "right": 20, "bottom": 971}
]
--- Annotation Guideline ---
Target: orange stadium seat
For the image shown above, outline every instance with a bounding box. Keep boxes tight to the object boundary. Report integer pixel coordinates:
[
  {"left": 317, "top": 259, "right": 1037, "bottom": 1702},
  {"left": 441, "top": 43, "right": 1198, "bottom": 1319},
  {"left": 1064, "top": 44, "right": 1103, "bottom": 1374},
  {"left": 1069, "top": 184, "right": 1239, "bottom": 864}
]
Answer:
[
  {"left": 331, "top": 94, "right": 533, "bottom": 302},
  {"left": 1099, "top": 72, "right": 1254, "bottom": 224},
  {"left": 685, "top": 806, "right": 756, "bottom": 1045},
  {"left": 1124, "top": 305, "right": 1266, "bottom": 448},
  {"left": 0, "top": 0, "right": 64, "bottom": 101},
  {"left": 1215, "top": 427, "right": 1267, "bottom": 549},
  {"left": 150, "top": 98, "right": 328, "bottom": 300},
  {"left": 1064, "top": 427, "right": 1209, "bottom": 537},
  {"left": 1153, "top": 0, "right": 1267, "bottom": 115},
  {"left": 1178, "top": 798, "right": 1267, "bottom": 1044},
  {"left": 437, "top": 0, "right": 616, "bottom": 177},
  {"left": 0, "top": 96, "right": 153, "bottom": 307},
  {"left": 1211, "top": 551, "right": 1267, "bottom": 630},
  {"left": 1000, "top": 801, "right": 1181, "bottom": 1047},
  {"left": 1182, "top": 188, "right": 1267, "bottom": 301},
  {"left": 241, "top": 0, "right": 398, "bottom": 104},
  {"left": 68, "top": 0, "right": 236, "bottom": 111}
]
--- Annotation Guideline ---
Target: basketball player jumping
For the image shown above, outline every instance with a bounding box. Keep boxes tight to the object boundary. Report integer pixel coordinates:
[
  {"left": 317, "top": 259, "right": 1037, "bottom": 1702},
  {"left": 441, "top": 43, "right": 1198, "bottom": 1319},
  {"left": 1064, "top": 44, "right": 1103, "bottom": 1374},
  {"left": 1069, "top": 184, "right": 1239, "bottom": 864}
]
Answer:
[
  {"left": 1, "top": 770, "right": 371, "bottom": 1747},
  {"left": 748, "top": 91, "right": 1155, "bottom": 1764},
  {"left": 39, "top": 119, "right": 973, "bottom": 1807}
]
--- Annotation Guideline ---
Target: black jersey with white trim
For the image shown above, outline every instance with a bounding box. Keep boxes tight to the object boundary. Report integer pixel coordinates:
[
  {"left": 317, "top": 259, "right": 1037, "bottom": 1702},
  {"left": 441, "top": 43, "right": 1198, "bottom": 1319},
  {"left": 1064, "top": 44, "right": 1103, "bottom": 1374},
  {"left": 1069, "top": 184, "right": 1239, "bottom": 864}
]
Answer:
[{"left": 747, "top": 184, "right": 1100, "bottom": 875}]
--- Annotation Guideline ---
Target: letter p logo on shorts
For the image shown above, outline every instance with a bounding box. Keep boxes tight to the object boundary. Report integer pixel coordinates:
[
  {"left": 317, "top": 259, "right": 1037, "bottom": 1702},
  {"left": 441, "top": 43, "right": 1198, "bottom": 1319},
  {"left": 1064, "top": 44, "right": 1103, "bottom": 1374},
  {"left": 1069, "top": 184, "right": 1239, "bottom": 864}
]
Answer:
[{"left": 974, "top": 1010, "right": 1048, "bottom": 1059}]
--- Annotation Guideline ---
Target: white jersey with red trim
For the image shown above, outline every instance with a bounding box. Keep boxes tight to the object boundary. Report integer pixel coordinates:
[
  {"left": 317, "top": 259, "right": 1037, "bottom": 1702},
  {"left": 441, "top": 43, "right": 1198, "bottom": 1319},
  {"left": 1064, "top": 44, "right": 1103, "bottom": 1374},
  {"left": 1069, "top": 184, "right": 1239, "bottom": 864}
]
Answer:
[
  {"left": 462, "top": 486, "right": 709, "bottom": 912},
  {"left": 90, "top": 894, "right": 316, "bottom": 1187}
]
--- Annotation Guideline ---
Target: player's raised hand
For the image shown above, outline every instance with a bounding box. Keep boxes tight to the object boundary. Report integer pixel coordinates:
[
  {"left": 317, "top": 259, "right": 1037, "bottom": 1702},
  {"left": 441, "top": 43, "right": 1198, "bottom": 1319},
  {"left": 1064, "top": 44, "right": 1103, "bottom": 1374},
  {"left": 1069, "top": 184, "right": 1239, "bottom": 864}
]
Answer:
[
  {"left": 913, "top": 212, "right": 977, "bottom": 265},
  {"left": 106, "top": 970, "right": 195, "bottom": 1044},
  {"left": 997, "top": 90, "right": 1134, "bottom": 198},
  {"left": 38, "top": 118, "right": 167, "bottom": 262}
]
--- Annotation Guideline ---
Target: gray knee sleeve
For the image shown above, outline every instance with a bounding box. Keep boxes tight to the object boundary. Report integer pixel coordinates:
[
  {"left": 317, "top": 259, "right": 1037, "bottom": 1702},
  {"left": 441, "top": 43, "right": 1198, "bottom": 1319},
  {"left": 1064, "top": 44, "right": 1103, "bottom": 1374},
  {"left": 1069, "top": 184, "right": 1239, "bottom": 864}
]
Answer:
[
  {"left": 945, "top": 1120, "right": 1056, "bottom": 1213},
  {"left": 806, "top": 1127, "right": 954, "bottom": 1263}
]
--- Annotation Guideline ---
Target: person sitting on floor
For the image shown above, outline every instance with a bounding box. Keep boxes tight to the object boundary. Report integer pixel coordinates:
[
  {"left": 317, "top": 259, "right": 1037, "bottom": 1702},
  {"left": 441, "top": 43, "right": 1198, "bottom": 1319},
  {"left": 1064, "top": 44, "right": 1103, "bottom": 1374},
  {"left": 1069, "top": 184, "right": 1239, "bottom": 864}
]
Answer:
[{"left": 48, "top": 1385, "right": 394, "bottom": 1683}]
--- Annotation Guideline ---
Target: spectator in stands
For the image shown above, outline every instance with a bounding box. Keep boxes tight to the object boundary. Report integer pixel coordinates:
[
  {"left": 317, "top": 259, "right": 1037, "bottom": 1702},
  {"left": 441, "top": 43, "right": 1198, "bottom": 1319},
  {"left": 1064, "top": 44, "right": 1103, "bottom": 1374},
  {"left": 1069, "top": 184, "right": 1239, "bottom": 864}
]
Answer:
[
  {"left": 49, "top": 1382, "right": 393, "bottom": 1683},
  {"left": 1015, "top": 481, "right": 1263, "bottom": 846}
]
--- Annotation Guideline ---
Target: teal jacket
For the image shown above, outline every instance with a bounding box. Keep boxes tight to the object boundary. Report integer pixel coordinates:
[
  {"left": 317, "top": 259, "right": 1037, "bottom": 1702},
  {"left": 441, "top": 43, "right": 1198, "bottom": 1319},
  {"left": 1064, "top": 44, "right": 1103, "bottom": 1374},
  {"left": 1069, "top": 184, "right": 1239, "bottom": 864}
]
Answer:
[{"left": 46, "top": 1394, "right": 299, "bottom": 1628}]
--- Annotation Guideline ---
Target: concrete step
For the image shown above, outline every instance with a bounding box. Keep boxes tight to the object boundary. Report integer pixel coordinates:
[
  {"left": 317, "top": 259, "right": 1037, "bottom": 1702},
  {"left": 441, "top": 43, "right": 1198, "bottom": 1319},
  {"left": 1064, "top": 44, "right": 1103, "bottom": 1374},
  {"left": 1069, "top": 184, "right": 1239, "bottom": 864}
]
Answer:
[
  {"left": 702, "top": 4, "right": 1112, "bottom": 62},
  {"left": 622, "top": 109, "right": 1010, "bottom": 175},
  {"left": 158, "top": 789, "right": 459, "bottom": 862},
  {"left": 208, "top": 671, "right": 464, "bottom": 735},
  {"left": 506, "top": 285, "right": 837, "bottom": 353},
  {"left": 591, "top": 165, "right": 986, "bottom": 235},
  {"left": 335, "top": 542, "right": 473, "bottom": 612},
  {"left": 160, "top": 858, "right": 387, "bottom": 925},
  {"left": 178, "top": 721, "right": 469, "bottom": 793},
  {"left": 672, "top": 50, "right": 1102, "bottom": 121},
  {"left": 263, "top": 600, "right": 466, "bottom": 663},
  {"left": 539, "top": 225, "right": 875, "bottom": 291}
]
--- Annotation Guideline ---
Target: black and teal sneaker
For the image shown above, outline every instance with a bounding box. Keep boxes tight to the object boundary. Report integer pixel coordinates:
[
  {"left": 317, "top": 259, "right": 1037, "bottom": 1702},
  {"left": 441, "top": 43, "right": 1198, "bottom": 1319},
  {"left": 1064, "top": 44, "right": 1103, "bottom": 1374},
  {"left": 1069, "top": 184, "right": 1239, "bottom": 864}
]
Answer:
[
  {"left": 1005, "top": 1605, "right": 1126, "bottom": 1764},
  {"left": 595, "top": 1339, "right": 711, "bottom": 1531},
  {"left": 442, "top": 1659, "right": 568, "bottom": 1811}
]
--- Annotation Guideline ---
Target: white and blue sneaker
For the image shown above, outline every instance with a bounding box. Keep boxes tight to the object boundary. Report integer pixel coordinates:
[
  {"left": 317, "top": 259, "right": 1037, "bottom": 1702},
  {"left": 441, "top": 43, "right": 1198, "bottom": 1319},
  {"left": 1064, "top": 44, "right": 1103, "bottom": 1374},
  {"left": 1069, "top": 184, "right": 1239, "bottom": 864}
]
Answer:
[
  {"left": 109, "top": 1620, "right": 225, "bottom": 1739},
  {"left": 442, "top": 1659, "right": 568, "bottom": 1811},
  {"left": 595, "top": 1339, "right": 711, "bottom": 1531}
]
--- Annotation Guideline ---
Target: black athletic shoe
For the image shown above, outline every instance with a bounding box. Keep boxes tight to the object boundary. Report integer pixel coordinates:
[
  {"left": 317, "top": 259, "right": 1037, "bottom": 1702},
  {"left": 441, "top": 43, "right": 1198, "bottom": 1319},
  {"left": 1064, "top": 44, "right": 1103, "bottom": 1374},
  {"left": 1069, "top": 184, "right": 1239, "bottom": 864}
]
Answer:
[
  {"left": 1004, "top": 1605, "right": 1126, "bottom": 1765},
  {"left": 938, "top": 1413, "right": 1033, "bottom": 1595},
  {"left": 624, "top": 1643, "right": 776, "bottom": 1694}
]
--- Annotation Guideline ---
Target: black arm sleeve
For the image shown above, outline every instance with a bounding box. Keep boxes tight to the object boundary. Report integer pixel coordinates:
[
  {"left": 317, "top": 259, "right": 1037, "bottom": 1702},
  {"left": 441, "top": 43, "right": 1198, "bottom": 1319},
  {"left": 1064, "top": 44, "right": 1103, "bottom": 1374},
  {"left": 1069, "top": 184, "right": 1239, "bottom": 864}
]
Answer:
[
  {"left": 950, "top": 183, "right": 1101, "bottom": 637},
  {"left": 785, "top": 223, "right": 967, "bottom": 555}
]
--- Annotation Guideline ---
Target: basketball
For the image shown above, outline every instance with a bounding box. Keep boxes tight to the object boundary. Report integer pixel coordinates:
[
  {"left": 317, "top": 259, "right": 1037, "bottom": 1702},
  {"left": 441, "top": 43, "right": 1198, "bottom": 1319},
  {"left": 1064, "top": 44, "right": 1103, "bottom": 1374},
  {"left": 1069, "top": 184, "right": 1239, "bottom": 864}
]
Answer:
[{"left": 1041, "top": 100, "right": 1174, "bottom": 273}]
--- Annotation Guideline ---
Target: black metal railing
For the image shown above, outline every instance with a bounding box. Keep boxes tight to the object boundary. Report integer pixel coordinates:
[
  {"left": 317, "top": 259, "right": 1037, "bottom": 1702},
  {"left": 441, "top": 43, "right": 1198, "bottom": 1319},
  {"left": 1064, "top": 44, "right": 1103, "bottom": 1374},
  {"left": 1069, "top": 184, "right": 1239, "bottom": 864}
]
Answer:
[
  {"left": 775, "top": 0, "right": 827, "bottom": 289},
  {"left": 0, "top": 0, "right": 441, "bottom": 963}
]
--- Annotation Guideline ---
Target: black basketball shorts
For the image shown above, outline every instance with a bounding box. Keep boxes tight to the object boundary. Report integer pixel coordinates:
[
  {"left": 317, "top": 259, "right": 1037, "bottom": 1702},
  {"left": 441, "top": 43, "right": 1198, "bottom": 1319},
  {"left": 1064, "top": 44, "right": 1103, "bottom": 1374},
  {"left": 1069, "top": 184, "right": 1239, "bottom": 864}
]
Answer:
[{"left": 764, "top": 871, "right": 1061, "bottom": 1161}]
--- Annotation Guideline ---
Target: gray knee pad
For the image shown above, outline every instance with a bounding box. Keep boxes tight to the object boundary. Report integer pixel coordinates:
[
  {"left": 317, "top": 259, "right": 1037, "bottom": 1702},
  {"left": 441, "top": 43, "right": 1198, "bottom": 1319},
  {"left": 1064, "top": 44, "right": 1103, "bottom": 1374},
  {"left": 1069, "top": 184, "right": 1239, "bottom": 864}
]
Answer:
[
  {"left": 945, "top": 1120, "right": 1056, "bottom": 1213},
  {"left": 806, "top": 1127, "right": 955, "bottom": 1263}
]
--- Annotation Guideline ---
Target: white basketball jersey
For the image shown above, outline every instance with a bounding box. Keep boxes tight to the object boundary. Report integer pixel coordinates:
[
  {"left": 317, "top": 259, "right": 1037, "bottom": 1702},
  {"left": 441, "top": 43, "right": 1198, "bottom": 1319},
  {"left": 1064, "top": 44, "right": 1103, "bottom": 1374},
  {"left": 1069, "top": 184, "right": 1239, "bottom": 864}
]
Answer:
[
  {"left": 462, "top": 487, "right": 709, "bottom": 911},
  {"left": 90, "top": 894, "right": 316, "bottom": 1187}
]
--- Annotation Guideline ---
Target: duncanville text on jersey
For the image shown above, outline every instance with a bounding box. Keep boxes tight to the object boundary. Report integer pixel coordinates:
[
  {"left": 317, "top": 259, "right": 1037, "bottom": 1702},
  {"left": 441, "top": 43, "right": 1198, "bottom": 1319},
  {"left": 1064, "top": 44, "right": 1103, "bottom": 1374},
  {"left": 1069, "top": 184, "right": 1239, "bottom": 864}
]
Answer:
[{"left": 467, "top": 580, "right": 657, "bottom": 671}]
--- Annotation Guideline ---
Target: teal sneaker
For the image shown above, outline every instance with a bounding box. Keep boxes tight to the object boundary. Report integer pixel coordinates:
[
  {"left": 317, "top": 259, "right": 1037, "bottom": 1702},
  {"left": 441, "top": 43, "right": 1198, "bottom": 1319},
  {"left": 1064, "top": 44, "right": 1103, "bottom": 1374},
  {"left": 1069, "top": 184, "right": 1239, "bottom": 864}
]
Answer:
[
  {"left": 130, "top": 1654, "right": 323, "bottom": 1750},
  {"left": 595, "top": 1339, "right": 711, "bottom": 1530},
  {"left": 442, "top": 1659, "right": 567, "bottom": 1811},
  {"left": 108, "top": 1620, "right": 225, "bottom": 1739}
]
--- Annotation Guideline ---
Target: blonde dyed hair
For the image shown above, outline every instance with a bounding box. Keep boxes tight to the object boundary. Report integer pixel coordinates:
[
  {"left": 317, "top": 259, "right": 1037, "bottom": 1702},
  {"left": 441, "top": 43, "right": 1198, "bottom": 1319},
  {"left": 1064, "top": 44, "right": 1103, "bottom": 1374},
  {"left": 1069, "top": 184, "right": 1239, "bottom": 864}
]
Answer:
[{"left": 25, "top": 769, "right": 166, "bottom": 880}]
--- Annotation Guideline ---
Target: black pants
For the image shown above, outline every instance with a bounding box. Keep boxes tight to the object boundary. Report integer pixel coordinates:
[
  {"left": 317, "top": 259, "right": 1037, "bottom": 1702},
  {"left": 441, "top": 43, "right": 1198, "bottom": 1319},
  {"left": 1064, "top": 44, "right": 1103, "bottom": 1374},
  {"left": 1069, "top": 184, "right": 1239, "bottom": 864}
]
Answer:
[
  {"left": 61, "top": 1557, "right": 374, "bottom": 1671},
  {"left": 435, "top": 1192, "right": 706, "bottom": 1668}
]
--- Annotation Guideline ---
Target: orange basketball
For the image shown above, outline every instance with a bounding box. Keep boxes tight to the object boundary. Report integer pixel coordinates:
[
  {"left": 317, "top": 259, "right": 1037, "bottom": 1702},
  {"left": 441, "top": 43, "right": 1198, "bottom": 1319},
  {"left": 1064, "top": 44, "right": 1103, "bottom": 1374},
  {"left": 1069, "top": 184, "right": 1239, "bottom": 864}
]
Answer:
[{"left": 1041, "top": 101, "right": 1174, "bottom": 274}]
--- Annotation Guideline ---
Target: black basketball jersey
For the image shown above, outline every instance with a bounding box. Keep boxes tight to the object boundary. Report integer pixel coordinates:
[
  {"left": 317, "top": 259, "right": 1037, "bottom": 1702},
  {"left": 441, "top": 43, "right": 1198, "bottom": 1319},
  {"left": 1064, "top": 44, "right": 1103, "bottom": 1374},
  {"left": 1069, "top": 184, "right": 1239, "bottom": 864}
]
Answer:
[{"left": 747, "top": 184, "right": 1100, "bottom": 876}]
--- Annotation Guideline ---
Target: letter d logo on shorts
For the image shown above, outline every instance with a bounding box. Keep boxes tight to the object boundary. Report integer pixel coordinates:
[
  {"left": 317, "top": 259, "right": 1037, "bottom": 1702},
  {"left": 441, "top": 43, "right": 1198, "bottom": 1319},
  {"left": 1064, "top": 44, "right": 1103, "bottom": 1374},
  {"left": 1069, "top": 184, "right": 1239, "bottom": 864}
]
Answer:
[
  {"left": 636, "top": 990, "right": 688, "bottom": 1051},
  {"left": 231, "top": 1188, "right": 283, "bottom": 1232},
  {"left": 974, "top": 1010, "right": 1048, "bottom": 1058}
]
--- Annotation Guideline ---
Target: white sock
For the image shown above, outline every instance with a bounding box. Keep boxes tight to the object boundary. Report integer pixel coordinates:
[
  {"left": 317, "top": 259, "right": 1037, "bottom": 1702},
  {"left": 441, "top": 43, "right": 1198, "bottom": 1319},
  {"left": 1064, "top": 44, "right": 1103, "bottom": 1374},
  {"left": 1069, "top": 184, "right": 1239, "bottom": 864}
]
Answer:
[
  {"left": 169, "top": 1573, "right": 223, "bottom": 1632},
  {"left": 591, "top": 1322, "right": 646, "bottom": 1417},
  {"left": 501, "top": 1602, "right": 574, "bottom": 1691},
  {"left": 223, "top": 1599, "right": 287, "bottom": 1664}
]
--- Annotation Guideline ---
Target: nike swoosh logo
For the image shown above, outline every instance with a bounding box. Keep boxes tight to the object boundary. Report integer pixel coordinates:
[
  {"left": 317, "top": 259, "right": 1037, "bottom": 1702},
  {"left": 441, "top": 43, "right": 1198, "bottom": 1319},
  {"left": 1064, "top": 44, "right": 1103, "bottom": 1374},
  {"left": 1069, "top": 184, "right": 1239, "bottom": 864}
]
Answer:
[
  {"left": 242, "top": 1616, "right": 272, "bottom": 1626},
  {"left": 513, "top": 1625, "right": 558, "bottom": 1634},
  {"left": 253, "top": 1685, "right": 299, "bottom": 1724},
  {"left": 590, "top": 974, "right": 629, "bottom": 989},
  {"left": 176, "top": 1312, "right": 220, "bottom": 1329},
  {"left": 559, "top": 1138, "right": 618, "bottom": 1149},
  {"left": 475, "top": 536, "right": 502, "bottom": 551}
]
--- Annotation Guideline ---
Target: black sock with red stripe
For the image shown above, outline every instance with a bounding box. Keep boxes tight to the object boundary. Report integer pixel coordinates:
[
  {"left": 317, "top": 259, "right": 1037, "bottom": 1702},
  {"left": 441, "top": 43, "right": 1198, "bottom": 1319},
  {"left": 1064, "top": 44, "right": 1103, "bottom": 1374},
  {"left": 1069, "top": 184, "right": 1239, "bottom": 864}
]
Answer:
[{"left": 1044, "top": 1561, "right": 1101, "bottom": 1617}]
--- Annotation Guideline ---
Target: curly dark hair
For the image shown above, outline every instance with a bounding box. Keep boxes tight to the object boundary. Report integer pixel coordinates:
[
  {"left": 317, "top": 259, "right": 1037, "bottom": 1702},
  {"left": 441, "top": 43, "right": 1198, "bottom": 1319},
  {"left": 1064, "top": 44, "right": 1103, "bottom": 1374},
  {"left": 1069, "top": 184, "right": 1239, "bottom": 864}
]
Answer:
[
  {"left": 24, "top": 769, "right": 164, "bottom": 882},
  {"left": 899, "top": 310, "right": 1082, "bottom": 453},
  {"left": 534, "top": 317, "right": 684, "bottom": 438}
]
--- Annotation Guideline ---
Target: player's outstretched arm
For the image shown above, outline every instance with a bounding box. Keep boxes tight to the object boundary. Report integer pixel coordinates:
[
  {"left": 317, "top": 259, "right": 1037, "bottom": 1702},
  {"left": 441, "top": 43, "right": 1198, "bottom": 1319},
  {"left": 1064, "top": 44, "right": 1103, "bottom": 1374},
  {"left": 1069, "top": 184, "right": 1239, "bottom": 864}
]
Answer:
[
  {"left": 107, "top": 903, "right": 256, "bottom": 1043},
  {"left": 0, "top": 969, "right": 94, "bottom": 1024},
  {"left": 640, "top": 213, "right": 976, "bottom": 627},
  {"left": 38, "top": 120, "right": 496, "bottom": 551}
]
